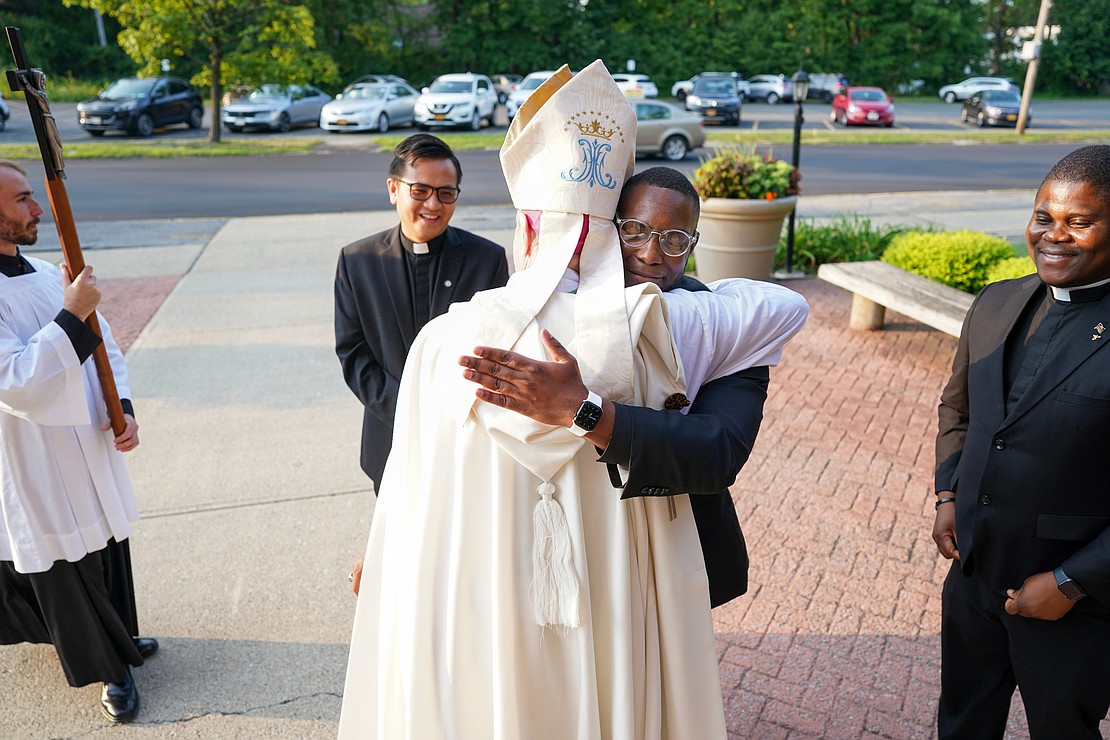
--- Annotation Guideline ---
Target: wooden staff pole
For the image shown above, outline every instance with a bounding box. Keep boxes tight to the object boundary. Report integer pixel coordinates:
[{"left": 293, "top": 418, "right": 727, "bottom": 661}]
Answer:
[{"left": 5, "top": 26, "right": 126, "bottom": 435}]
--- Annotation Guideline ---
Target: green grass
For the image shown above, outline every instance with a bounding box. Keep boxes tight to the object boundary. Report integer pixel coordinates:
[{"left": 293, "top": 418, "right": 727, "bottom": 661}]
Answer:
[
  {"left": 0, "top": 138, "right": 321, "bottom": 161},
  {"left": 705, "top": 128, "right": 1110, "bottom": 147}
]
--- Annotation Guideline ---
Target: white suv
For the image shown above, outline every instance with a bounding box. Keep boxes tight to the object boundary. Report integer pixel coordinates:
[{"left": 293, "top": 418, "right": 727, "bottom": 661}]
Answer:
[
  {"left": 414, "top": 73, "right": 497, "bottom": 131},
  {"left": 938, "top": 76, "right": 1018, "bottom": 104},
  {"left": 506, "top": 70, "right": 559, "bottom": 122}
]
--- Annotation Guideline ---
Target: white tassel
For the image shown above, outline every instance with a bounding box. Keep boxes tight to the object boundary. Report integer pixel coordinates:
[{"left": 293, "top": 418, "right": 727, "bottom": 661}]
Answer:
[{"left": 530, "top": 481, "right": 579, "bottom": 629}]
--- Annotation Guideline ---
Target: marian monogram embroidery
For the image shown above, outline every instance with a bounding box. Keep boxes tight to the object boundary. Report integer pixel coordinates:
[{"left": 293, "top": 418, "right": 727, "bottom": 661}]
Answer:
[{"left": 560, "top": 111, "right": 626, "bottom": 190}]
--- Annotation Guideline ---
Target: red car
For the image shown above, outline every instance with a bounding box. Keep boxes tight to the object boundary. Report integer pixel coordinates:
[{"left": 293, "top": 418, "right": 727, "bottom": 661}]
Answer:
[{"left": 830, "top": 86, "right": 895, "bottom": 127}]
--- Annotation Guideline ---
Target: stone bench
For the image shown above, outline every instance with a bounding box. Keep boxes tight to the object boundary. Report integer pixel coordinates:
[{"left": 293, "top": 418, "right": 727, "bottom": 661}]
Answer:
[{"left": 816, "top": 260, "right": 974, "bottom": 337}]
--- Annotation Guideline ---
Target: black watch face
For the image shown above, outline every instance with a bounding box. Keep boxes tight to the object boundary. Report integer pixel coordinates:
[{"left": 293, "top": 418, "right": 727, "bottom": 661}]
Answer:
[{"left": 574, "top": 401, "right": 602, "bottom": 431}]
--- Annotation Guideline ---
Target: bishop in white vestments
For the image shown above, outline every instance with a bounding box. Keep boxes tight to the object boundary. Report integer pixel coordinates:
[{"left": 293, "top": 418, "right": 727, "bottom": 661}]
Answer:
[{"left": 339, "top": 62, "right": 763, "bottom": 739}]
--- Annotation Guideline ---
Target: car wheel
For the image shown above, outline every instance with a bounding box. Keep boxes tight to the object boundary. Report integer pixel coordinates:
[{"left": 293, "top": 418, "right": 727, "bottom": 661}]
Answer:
[
  {"left": 675, "top": 90, "right": 687, "bottom": 103},
  {"left": 661, "top": 135, "right": 688, "bottom": 161},
  {"left": 821, "top": 92, "right": 833, "bottom": 103},
  {"left": 944, "top": 92, "right": 957, "bottom": 104},
  {"left": 277, "top": 112, "right": 292, "bottom": 133},
  {"left": 377, "top": 113, "right": 390, "bottom": 133},
  {"left": 134, "top": 113, "right": 154, "bottom": 137},
  {"left": 0, "top": 117, "right": 5, "bottom": 131},
  {"left": 469, "top": 110, "right": 481, "bottom": 131},
  {"left": 976, "top": 112, "right": 985, "bottom": 128},
  {"left": 86, "top": 129, "right": 105, "bottom": 137},
  {"left": 766, "top": 92, "right": 780, "bottom": 105},
  {"left": 186, "top": 106, "right": 204, "bottom": 129}
]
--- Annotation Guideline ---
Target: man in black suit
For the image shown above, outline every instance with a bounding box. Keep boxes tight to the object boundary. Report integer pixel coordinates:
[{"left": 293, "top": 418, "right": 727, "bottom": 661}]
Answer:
[
  {"left": 460, "top": 166, "right": 808, "bottom": 608},
  {"left": 335, "top": 134, "right": 509, "bottom": 491},
  {"left": 932, "top": 145, "right": 1110, "bottom": 738}
]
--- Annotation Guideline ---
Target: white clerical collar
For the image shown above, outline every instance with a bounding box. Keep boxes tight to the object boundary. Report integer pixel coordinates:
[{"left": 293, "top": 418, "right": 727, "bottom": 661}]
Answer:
[
  {"left": 555, "top": 268, "right": 580, "bottom": 294},
  {"left": 1050, "top": 275, "right": 1110, "bottom": 302},
  {"left": 412, "top": 242, "right": 430, "bottom": 255}
]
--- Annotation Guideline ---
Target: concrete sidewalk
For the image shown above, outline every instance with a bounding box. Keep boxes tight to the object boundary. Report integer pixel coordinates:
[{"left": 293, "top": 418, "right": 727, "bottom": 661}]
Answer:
[{"left": 5, "top": 189, "right": 1093, "bottom": 739}]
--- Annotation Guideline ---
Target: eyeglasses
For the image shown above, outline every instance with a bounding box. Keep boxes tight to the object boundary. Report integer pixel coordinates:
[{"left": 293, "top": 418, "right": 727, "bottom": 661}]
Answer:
[
  {"left": 393, "top": 179, "right": 461, "bottom": 204},
  {"left": 615, "top": 217, "right": 698, "bottom": 257}
]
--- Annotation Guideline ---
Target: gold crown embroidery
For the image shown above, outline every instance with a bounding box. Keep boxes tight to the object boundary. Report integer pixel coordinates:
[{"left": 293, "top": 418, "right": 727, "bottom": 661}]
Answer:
[{"left": 564, "top": 111, "right": 625, "bottom": 142}]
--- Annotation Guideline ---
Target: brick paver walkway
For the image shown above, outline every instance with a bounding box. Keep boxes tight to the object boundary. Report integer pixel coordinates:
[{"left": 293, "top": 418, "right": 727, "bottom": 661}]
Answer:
[{"left": 715, "top": 278, "right": 1109, "bottom": 739}]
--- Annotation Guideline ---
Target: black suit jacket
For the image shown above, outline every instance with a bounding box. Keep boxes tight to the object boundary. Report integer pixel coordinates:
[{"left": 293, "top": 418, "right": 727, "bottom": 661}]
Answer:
[
  {"left": 599, "top": 275, "right": 769, "bottom": 608},
  {"left": 335, "top": 225, "right": 509, "bottom": 488},
  {"left": 936, "top": 274, "right": 1110, "bottom": 609}
]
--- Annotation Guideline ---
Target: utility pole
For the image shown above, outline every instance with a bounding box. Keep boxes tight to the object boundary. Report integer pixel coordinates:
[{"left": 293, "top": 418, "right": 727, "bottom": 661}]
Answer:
[
  {"left": 93, "top": 10, "right": 107, "bottom": 47},
  {"left": 1017, "top": 0, "right": 1052, "bottom": 134}
]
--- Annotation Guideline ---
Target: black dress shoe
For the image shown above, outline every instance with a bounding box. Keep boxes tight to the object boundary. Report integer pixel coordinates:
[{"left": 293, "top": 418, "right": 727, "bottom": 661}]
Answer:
[
  {"left": 101, "top": 666, "right": 140, "bottom": 723},
  {"left": 133, "top": 637, "right": 159, "bottom": 659}
]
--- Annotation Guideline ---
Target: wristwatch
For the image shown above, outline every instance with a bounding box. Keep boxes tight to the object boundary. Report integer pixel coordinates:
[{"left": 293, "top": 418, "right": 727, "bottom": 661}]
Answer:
[
  {"left": 1053, "top": 566, "right": 1087, "bottom": 601},
  {"left": 569, "top": 391, "right": 603, "bottom": 436}
]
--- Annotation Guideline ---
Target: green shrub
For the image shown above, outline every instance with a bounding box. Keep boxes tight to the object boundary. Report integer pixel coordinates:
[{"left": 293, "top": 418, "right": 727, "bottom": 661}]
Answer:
[
  {"left": 986, "top": 256, "right": 1036, "bottom": 284},
  {"left": 774, "top": 213, "right": 912, "bottom": 273},
  {"left": 881, "top": 230, "right": 1015, "bottom": 293}
]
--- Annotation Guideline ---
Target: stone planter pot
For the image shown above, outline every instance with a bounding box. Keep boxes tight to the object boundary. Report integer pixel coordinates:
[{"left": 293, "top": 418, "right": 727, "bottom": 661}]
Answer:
[{"left": 694, "top": 195, "right": 797, "bottom": 281}]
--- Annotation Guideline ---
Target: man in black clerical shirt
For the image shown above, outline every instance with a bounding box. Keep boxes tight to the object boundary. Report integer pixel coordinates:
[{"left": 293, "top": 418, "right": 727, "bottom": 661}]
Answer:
[
  {"left": 334, "top": 135, "right": 509, "bottom": 492},
  {"left": 932, "top": 145, "right": 1110, "bottom": 738}
]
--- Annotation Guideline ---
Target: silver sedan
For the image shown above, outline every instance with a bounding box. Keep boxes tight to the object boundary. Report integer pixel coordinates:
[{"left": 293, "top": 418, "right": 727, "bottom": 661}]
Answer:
[{"left": 222, "top": 84, "right": 331, "bottom": 133}]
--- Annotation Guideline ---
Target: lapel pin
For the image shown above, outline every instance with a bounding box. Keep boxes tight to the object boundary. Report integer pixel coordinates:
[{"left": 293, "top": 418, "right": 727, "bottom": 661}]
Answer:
[{"left": 1093, "top": 323, "right": 1105, "bottom": 341}]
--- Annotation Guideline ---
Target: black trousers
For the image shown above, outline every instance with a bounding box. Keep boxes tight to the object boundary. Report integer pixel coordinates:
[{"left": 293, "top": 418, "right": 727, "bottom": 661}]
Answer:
[
  {"left": 0, "top": 538, "right": 143, "bottom": 687},
  {"left": 939, "top": 561, "right": 1110, "bottom": 739}
]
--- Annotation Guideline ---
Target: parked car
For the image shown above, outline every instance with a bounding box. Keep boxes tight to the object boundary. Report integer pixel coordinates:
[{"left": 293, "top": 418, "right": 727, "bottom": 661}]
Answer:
[
  {"left": 746, "top": 74, "right": 793, "bottom": 104},
  {"left": 491, "top": 73, "right": 523, "bottom": 104},
  {"left": 0, "top": 97, "right": 8, "bottom": 131},
  {"left": 506, "top": 70, "right": 559, "bottom": 122},
  {"left": 938, "top": 76, "right": 1017, "bottom": 104},
  {"left": 960, "top": 89, "right": 1029, "bottom": 127},
  {"left": 830, "top": 86, "right": 895, "bottom": 127},
  {"left": 612, "top": 73, "right": 659, "bottom": 99},
  {"left": 320, "top": 81, "right": 419, "bottom": 133},
  {"left": 414, "top": 73, "right": 497, "bottom": 131},
  {"left": 342, "top": 74, "right": 408, "bottom": 94},
  {"left": 807, "top": 72, "right": 851, "bottom": 103},
  {"left": 672, "top": 72, "right": 749, "bottom": 102},
  {"left": 634, "top": 100, "right": 705, "bottom": 161},
  {"left": 221, "top": 84, "right": 330, "bottom": 133},
  {"left": 684, "top": 76, "right": 741, "bottom": 126},
  {"left": 77, "top": 76, "right": 204, "bottom": 137}
]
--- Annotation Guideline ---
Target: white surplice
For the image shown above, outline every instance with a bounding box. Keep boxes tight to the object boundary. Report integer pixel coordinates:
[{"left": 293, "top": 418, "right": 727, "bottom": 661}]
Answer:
[{"left": 0, "top": 256, "right": 137, "bottom": 574}]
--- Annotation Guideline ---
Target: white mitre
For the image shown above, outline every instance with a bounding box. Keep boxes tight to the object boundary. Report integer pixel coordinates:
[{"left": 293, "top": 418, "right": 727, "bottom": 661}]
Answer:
[{"left": 467, "top": 59, "right": 638, "bottom": 407}]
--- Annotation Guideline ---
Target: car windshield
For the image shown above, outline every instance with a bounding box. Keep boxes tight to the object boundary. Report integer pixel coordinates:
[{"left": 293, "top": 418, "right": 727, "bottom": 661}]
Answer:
[
  {"left": 247, "top": 85, "right": 291, "bottom": 101},
  {"left": 521, "top": 76, "right": 550, "bottom": 91},
  {"left": 101, "top": 79, "right": 155, "bottom": 99},
  {"left": 694, "top": 79, "right": 735, "bottom": 96},
  {"left": 346, "top": 86, "right": 387, "bottom": 100},
  {"left": 430, "top": 80, "right": 472, "bottom": 94},
  {"left": 850, "top": 89, "right": 888, "bottom": 102},
  {"left": 982, "top": 90, "right": 1020, "bottom": 103}
]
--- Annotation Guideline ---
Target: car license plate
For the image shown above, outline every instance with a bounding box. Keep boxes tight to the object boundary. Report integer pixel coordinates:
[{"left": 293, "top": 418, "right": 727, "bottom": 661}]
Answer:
[
  {"left": 336, "top": 119, "right": 348, "bottom": 125},
  {"left": 867, "top": 111, "right": 879, "bottom": 121},
  {"left": 433, "top": 114, "right": 446, "bottom": 120},
  {"left": 234, "top": 118, "right": 245, "bottom": 125},
  {"left": 707, "top": 108, "right": 716, "bottom": 116},
  {"left": 1006, "top": 114, "right": 1017, "bottom": 121},
  {"left": 88, "top": 116, "right": 101, "bottom": 125}
]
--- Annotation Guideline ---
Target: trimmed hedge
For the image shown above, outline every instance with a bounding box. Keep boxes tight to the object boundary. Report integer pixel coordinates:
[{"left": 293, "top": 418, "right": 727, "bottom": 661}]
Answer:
[
  {"left": 986, "top": 256, "right": 1036, "bottom": 284},
  {"left": 881, "top": 230, "right": 1015, "bottom": 294}
]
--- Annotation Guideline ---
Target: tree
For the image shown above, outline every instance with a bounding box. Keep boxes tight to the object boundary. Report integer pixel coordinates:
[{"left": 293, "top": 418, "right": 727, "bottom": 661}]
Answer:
[
  {"left": 65, "top": 0, "right": 338, "bottom": 143},
  {"left": 1039, "top": 0, "right": 1110, "bottom": 94}
]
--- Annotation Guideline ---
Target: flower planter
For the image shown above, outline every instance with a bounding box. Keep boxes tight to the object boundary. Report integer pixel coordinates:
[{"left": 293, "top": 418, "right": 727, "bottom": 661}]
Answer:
[{"left": 695, "top": 195, "right": 797, "bottom": 281}]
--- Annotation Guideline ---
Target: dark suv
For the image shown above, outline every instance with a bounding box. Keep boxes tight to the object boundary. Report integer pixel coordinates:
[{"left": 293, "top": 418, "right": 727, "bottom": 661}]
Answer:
[
  {"left": 77, "top": 77, "right": 204, "bottom": 137},
  {"left": 807, "top": 73, "right": 851, "bottom": 103},
  {"left": 685, "top": 75, "right": 742, "bottom": 125}
]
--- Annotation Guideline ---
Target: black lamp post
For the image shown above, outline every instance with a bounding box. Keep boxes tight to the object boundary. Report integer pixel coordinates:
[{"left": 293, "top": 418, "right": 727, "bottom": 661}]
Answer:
[{"left": 775, "top": 66, "right": 810, "bottom": 280}]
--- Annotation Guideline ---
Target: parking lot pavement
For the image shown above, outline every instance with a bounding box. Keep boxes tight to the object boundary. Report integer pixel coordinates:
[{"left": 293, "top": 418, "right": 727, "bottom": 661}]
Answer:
[{"left": 4, "top": 201, "right": 1108, "bottom": 738}]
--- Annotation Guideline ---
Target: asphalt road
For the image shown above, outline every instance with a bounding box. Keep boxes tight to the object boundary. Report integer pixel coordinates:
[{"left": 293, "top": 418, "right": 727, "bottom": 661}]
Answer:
[{"left": 36, "top": 142, "right": 1082, "bottom": 222}]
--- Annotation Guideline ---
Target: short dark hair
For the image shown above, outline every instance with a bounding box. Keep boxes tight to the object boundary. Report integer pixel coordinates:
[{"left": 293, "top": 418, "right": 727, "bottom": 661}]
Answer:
[
  {"left": 389, "top": 134, "right": 462, "bottom": 185},
  {"left": 620, "top": 166, "right": 700, "bottom": 222},
  {"left": 1042, "top": 145, "right": 1110, "bottom": 202}
]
